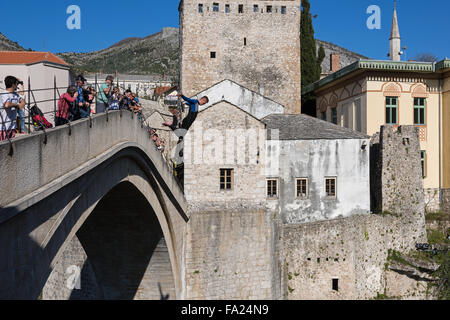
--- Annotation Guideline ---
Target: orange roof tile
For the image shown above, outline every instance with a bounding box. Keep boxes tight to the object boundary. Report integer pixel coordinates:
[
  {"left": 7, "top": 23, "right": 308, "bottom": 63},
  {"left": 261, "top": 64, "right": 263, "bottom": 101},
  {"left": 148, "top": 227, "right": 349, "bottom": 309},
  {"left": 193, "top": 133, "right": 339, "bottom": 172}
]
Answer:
[
  {"left": 0, "top": 51, "right": 69, "bottom": 66},
  {"left": 155, "top": 86, "right": 171, "bottom": 96}
]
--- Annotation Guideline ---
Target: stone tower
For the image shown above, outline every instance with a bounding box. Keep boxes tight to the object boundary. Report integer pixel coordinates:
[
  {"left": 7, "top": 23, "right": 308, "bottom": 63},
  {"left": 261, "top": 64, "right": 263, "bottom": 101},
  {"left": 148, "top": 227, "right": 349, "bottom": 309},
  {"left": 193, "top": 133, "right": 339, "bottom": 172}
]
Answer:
[
  {"left": 179, "top": 0, "right": 302, "bottom": 114},
  {"left": 389, "top": 2, "right": 401, "bottom": 62}
]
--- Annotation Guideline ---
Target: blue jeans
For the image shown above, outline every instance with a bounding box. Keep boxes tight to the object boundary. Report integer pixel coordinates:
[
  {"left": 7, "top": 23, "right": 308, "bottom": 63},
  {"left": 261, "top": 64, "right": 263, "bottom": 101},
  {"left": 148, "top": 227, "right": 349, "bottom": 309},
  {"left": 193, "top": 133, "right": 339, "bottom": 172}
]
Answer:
[
  {"left": 17, "top": 108, "right": 25, "bottom": 133},
  {"left": 79, "top": 107, "right": 90, "bottom": 119}
]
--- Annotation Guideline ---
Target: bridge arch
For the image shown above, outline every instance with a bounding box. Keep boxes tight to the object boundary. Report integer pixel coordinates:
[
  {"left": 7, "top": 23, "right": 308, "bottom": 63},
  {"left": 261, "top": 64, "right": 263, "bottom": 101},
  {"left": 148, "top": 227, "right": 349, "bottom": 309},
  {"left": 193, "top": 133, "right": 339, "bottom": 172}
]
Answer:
[{"left": 0, "top": 112, "right": 188, "bottom": 300}]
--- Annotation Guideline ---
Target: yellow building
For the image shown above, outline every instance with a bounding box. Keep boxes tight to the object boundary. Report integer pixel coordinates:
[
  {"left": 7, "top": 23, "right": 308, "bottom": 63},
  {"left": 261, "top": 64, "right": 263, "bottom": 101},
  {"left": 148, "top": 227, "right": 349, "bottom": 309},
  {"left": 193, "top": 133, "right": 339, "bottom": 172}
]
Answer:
[
  {"left": 303, "top": 5, "right": 449, "bottom": 212},
  {"left": 303, "top": 59, "right": 449, "bottom": 212}
]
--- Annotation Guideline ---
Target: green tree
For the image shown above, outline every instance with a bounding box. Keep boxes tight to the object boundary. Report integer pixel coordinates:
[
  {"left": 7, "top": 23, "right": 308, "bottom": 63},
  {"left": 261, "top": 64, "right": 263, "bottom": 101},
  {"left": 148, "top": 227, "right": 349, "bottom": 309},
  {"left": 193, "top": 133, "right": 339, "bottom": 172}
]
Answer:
[{"left": 301, "top": 0, "right": 322, "bottom": 115}]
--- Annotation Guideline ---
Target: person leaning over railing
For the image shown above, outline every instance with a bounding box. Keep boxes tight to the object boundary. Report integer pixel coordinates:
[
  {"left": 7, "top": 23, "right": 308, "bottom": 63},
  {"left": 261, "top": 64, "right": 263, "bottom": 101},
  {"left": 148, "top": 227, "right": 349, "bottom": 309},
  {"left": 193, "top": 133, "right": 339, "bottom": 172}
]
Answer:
[
  {"left": 97, "top": 75, "right": 114, "bottom": 113},
  {"left": 16, "top": 81, "right": 26, "bottom": 135},
  {"left": 0, "top": 76, "right": 26, "bottom": 141},
  {"left": 55, "top": 85, "right": 78, "bottom": 127}
]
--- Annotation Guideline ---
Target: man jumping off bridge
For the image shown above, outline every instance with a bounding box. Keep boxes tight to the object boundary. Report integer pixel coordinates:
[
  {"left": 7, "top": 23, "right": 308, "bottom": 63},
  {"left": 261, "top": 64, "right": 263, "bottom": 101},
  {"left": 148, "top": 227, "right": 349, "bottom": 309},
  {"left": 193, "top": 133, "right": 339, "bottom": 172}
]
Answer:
[{"left": 163, "top": 93, "right": 209, "bottom": 134}]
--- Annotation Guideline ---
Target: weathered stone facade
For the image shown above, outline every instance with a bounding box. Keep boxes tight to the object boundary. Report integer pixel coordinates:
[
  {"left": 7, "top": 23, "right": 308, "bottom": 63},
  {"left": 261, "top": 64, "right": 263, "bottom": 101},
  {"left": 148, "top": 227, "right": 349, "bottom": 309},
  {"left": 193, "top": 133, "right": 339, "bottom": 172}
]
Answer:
[
  {"left": 283, "top": 126, "right": 428, "bottom": 300},
  {"left": 283, "top": 215, "right": 429, "bottom": 300},
  {"left": 185, "top": 208, "right": 282, "bottom": 300},
  {"left": 179, "top": 0, "right": 301, "bottom": 114},
  {"left": 444, "top": 189, "right": 450, "bottom": 213},
  {"left": 423, "top": 188, "right": 441, "bottom": 213}
]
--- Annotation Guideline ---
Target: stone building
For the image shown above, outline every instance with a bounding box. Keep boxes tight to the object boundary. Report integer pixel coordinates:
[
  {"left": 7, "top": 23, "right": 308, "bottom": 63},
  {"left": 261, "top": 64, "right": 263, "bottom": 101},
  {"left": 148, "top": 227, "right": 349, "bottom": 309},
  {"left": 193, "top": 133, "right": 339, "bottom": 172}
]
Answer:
[
  {"left": 303, "top": 5, "right": 450, "bottom": 212},
  {"left": 263, "top": 114, "right": 371, "bottom": 224},
  {"left": 178, "top": 0, "right": 301, "bottom": 114}
]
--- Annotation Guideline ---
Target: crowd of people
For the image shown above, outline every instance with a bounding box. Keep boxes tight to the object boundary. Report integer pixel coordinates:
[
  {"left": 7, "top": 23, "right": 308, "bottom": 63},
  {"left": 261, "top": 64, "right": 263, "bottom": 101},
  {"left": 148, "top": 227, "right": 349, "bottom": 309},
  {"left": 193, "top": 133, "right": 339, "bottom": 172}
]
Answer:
[
  {"left": 1, "top": 74, "right": 210, "bottom": 174},
  {"left": 56, "top": 75, "right": 144, "bottom": 125},
  {"left": 0, "top": 74, "right": 162, "bottom": 149}
]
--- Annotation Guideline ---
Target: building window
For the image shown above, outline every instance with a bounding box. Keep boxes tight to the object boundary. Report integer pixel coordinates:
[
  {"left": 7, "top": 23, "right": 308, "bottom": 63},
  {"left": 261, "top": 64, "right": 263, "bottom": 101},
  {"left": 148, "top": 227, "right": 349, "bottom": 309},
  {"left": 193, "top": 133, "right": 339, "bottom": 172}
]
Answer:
[
  {"left": 296, "top": 178, "right": 308, "bottom": 198},
  {"left": 220, "top": 169, "right": 233, "bottom": 190},
  {"left": 213, "top": 3, "right": 219, "bottom": 12},
  {"left": 244, "top": 38, "right": 247, "bottom": 46},
  {"left": 210, "top": 51, "right": 216, "bottom": 59},
  {"left": 332, "top": 279, "right": 339, "bottom": 292},
  {"left": 253, "top": 4, "right": 258, "bottom": 12},
  {"left": 198, "top": 4, "right": 203, "bottom": 13},
  {"left": 238, "top": 4, "right": 244, "bottom": 13},
  {"left": 267, "top": 5, "right": 272, "bottom": 13},
  {"left": 386, "top": 97, "right": 398, "bottom": 125},
  {"left": 421, "top": 151, "right": 426, "bottom": 178},
  {"left": 325, "top": 178, "right": 337, "bottom": 198},
  {"left": 321, "top": 111, "right": 327, "bottom": 121},
  {"left": 331, "top": 108, "right": 337, "bottom": 125},
  {"left": 281, "top": 6, "right": 287, "bottom": 14},
  {"left": 414, "top": 98, "right": 426, "bottom": 125},
  {"left": 267, "top": 179, "right": 278, "bottom": 199},
  {"left": 225, "top": 4, "right": 230, "bottom": 13}
]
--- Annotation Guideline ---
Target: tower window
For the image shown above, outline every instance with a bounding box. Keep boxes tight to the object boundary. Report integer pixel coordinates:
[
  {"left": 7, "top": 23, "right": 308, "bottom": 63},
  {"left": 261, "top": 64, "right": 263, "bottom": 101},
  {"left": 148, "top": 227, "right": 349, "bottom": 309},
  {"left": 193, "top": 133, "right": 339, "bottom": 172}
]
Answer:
[
  {"left": 198, "top": 4, "right": 203, "bottom": 13},
  {"left": 213, "top": 3, "right": 219, "bottom": 12},
  {"left": 281, "top": 6, "right": 287, "bottom": 14},
  {"left": 325, "top": 178, "right": 337, "bottom": 198},
  {"left": 225, "top": 4, "right": 230, "bottom": 13},
  {"left": 267, "top": 179, "right": 278, "bottom": 199},
  {"left": 244, "top": 38, "right": 247, "bottom": 46},
  {"left": 238, "top": 4, "right": 244, "bottom": 13},
  {"left": 220, "top": 169, "right": 234, "bottom": 190},
  {"left": 253, "top": 5, "right": 258, "bottom": 12},
  {"left": 267, "top": 6, "right": 272, "bottom": 13},
  {"left": 210, "top": 51, "right": 216, "bottom": 59},
  {"left": 332, "top": 279, "right": 339, "bottom": 291}
]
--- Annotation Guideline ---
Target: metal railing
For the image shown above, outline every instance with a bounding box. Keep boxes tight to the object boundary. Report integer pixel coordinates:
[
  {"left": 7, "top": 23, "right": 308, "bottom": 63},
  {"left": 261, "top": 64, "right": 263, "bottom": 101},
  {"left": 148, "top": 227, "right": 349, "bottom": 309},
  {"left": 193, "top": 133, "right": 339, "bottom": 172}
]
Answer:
[{"left": 0, "top": 75, "right": 183, "bottom": 189}]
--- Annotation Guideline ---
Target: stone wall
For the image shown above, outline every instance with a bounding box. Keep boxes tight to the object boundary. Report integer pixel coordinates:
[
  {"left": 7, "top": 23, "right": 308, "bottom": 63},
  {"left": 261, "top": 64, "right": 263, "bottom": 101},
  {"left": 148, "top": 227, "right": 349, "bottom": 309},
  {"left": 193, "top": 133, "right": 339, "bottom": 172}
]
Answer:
[
  {"left": 180, "top": 0, "right": 301, "bottom": 114},
  {"left": 424, "top": 188, "right": 441, "bottom": 213},
  {"left": 276, "top": 138, "right": 371, "bottom": 224},
  {"left": 184, "top": 208, "right": 282, "bottom": 300},
  {"left": 184, "top": 101, "right": 266, "bottom": 206},
  {"left": 443, "top": 189, "right": 450, "bottom": 213},
  {"left": 316, "top": 39, "right": 368, "bottom": 76},
  {"left": 282, "top": 214, "right": 428, "bottom": 300}
]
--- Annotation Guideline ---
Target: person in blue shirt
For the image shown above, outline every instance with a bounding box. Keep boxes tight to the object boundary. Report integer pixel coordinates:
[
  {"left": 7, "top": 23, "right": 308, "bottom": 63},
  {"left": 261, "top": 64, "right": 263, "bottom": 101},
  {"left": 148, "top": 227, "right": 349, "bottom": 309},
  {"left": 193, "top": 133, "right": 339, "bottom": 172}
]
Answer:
[
  {"left": 74, "top": 75, "right": 90, "bottom": 119},
  {"left": 163, "top": 93, "right": 209, "bottom": 132}
]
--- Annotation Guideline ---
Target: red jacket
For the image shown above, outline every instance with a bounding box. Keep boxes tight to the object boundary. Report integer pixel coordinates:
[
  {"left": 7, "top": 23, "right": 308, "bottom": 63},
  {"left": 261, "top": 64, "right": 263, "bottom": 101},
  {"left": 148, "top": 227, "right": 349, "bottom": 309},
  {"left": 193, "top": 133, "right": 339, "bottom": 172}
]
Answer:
[{"left": 57, "top": 93, "right": 76, "bottom": 120}]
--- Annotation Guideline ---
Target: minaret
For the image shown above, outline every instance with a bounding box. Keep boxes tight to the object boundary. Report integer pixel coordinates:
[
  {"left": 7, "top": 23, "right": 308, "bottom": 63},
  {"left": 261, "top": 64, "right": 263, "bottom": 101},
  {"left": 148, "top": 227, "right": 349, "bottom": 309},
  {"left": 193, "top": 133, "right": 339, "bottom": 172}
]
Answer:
[{"left": 390, "top": 1, "right": 401, "bottom": 61}]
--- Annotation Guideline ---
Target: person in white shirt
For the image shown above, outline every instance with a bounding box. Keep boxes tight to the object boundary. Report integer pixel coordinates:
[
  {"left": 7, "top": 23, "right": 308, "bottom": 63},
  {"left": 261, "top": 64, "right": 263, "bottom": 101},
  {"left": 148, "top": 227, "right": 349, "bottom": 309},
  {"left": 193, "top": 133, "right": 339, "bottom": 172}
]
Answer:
[{"left": 0, "top": 76, "right": 26, "bottom": 141}]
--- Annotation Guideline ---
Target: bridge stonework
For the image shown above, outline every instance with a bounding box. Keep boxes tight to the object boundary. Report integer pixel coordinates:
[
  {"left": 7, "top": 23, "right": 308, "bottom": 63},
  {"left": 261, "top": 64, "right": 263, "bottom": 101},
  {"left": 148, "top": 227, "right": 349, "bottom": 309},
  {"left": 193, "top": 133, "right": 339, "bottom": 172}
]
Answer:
[
  {"left": 0, "top": 111, "right": 188, "bottom": 300},
  {"left": 0, "top": 114, "right": 429, "bottom": 300}
]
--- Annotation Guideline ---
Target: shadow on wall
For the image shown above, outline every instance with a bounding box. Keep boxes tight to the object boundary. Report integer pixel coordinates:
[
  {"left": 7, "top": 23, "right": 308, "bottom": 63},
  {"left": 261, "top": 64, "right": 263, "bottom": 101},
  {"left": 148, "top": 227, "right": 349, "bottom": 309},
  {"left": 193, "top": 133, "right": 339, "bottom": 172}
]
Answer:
[
  {"left": 0, "top": 178, "right": 175, "bottom": 300},
  {"left": 73, "top": 182, "right": 175, "bottom": 300}
]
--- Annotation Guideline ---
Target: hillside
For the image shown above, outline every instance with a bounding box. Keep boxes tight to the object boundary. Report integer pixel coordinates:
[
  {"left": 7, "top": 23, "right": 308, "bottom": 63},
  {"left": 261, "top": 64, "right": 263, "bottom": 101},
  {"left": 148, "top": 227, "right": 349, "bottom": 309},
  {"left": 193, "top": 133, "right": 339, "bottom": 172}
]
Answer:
[
  {"left": 0, "top": 32, "right": 25, "bottom": 51},
  {"left": 57, "top": 28, "right": 179, "bottom": 77},
  {"left": 0, "top": 28, "right": 369, "bottom": 80}
]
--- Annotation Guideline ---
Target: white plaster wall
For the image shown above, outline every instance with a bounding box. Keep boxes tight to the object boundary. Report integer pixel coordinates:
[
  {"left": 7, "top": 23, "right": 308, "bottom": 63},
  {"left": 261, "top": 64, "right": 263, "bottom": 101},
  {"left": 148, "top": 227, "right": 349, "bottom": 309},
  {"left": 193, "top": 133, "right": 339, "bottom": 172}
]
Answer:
[
  {"left": 270, "top": 138, "right": 371, "bottom": 223},
  {"left": 195, "top": 80, "right": 285, "bottom": 120}
]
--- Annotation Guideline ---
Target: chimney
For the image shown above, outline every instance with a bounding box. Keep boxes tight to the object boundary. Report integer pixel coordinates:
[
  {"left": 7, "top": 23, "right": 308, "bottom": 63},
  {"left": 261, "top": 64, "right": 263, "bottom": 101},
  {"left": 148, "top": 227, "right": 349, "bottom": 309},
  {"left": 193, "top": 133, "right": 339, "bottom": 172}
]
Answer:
[{"left": 330, "top": 54, "right": 341, "bottom": 72}]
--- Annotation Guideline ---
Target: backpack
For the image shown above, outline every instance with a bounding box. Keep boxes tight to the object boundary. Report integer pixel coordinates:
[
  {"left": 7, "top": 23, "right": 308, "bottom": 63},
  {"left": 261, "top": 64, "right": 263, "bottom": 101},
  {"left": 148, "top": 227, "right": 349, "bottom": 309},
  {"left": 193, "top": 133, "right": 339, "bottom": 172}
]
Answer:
[{"left": 30, "top": 105, "right": 53, "bottom": 131}]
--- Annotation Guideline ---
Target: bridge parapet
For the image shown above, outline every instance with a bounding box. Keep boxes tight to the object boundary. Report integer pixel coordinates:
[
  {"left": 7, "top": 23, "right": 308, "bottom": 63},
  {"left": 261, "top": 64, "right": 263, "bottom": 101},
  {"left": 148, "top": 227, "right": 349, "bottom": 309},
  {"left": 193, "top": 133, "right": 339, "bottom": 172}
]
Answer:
[{"left": 0, "top": 111, "right": 187, "bottom": 223}]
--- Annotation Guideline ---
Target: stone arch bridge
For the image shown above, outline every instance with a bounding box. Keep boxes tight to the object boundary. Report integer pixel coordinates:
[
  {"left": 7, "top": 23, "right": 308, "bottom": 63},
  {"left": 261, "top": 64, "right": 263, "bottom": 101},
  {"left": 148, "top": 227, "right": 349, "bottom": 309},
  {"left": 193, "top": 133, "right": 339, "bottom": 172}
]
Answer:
[{"left": 0, "top": 111, "right": 188, "bottom": 300}]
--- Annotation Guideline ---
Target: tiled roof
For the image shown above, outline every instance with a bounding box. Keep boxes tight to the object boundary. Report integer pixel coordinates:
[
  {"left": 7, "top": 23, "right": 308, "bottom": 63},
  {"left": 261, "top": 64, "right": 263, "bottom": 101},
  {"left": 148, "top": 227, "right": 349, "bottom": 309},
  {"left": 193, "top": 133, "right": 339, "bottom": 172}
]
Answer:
[
  {"left": 262, "top": 114, "right": 369, "bottom": 140},
  {"left": 0, "top": 51, "right": 69, "bottom": 66}
]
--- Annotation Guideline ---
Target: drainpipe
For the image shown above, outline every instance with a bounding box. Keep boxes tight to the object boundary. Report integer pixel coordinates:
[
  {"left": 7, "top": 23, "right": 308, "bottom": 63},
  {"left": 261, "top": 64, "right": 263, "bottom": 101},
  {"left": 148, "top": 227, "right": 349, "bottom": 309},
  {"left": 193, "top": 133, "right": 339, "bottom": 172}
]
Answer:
[{"left": 438, "top": 77, "right": 442, "bottom": 207}]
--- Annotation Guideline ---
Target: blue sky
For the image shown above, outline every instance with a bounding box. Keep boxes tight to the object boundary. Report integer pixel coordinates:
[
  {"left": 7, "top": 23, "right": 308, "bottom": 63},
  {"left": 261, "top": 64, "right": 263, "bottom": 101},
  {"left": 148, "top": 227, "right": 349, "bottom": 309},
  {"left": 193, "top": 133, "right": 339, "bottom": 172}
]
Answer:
[{"left": 0, "top": 0, "right": 448, "bottom": 60}]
